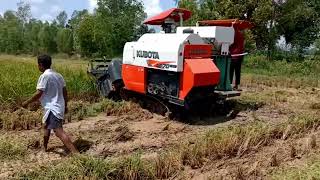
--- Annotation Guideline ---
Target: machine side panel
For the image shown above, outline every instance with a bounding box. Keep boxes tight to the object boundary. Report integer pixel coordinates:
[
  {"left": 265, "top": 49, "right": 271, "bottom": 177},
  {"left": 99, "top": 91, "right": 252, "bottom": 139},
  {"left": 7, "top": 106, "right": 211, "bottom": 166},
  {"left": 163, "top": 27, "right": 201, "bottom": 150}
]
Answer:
[
  {"left": 179, "top": 61, "right": 194, "bottom": 99},
  {"left": 122, "top": 64, "right": 146, "bottom": 94},
  {"left": 123, "top": 42, "right": 136, "bottom": 65},
  {"left": 179, "top": 59, "right": 220, "bottom": 99},
  {"left": 125, "top": 33, "right": 206, "bottom": 72},
  {"left": 177, "top": 26, "right": 235, "bottom": 44}
]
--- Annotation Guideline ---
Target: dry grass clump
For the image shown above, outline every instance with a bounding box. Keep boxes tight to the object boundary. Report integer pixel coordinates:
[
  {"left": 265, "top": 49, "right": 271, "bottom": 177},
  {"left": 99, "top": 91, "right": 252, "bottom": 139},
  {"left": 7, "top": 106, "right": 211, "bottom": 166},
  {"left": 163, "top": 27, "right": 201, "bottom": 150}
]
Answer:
[
  {"left": 235, "top": 167, "right": 246, "bottom": 180},
  {"left": 18, "top": 155, "right": 116, "bottom": 180},
  {"left": 19, "top": 153, "right": 181, "bottom": 180},
  {"left": 181, "top": 113, "right": 320, "bottom": 168},
  {"left": 115, "top": 154, "right": 155, "bottom": 180},
  {"left": 154, "top": 151, "right": 182, "bottom": 179},
  {"left": 0, "top": 98, "right": 153, "bottom": 132},
  {"left": 272, "top": 156, "right": 320, "bottom": 179},
  {"left": 283, "top": 114, "right": 319, "bottom": 136},
  {"left": 181, "top": 123, "right": 273, "bottom": 167},
  {"left": 18, "top": 154, "right": 155, "bottom": 180},
  {"left": 69, "top": 99, "right": 153, "bottom": 121},
  {"left": 310, "top": 102, "right": 320, "bottom": 110},
  {"left": 115, "top": 125, "right": 135, "bottom": 142},
  {"left": 104, "top": 100, "right": 153, "bottom": 120},
  {"left": 68, "top": 101, "right": 93, "bottom": 121},
  {"left": 0, "top": 137, "right": 28, "bottom": 161},
  {"left": 0, "top": 108, "right": 42, "bottom": 130}
]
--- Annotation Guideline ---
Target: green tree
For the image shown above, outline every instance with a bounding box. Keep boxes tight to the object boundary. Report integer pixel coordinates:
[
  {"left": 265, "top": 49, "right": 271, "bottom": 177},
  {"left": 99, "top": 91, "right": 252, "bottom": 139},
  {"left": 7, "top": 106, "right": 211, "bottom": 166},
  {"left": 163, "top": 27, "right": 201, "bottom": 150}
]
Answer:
[
  {"left": 1, "top": 11, "right": 24, "bottom": 54},
  {"left": 276, "top": 0, "right": 320, "bottom": 54},
  {"left": 56, "top": 28, "right": 73, "bottom": 55},
  {"left": 76, "top": 15, "right": 97, "bottom": 56},
  {"left": 69, "top": 10, "right": 89, "bottom": 54},
  {"left": 56, "top": 11, "right": 68, "bottom": 27},
  {"left": 177, "top": 0, "right": 320, "bottom": 57},
  {"left": 38, "top": 22, "right": 58, "bottom": 54},
  {"left": 178, "top": 0, "right": 200, "bottom": 25},
  {"left": 95, "top": 0, "right": 145, "bottom": 57},
  {"left": 315, "top": 38, "right": 320, "bottom": 56},
  {"left": 16, "top": 1, "right": 31, "bottom": 25},
  {"left": 178, "top": 0, "right": 280, "bottom": 55}
]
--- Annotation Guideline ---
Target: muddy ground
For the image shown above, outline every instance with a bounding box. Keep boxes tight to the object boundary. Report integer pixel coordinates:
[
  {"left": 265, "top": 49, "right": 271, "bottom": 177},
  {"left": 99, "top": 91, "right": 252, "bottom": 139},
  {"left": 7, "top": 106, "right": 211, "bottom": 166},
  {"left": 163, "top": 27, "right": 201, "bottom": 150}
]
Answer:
[{"left": 0, "top": 82, "right": 319, "bottom": 179}]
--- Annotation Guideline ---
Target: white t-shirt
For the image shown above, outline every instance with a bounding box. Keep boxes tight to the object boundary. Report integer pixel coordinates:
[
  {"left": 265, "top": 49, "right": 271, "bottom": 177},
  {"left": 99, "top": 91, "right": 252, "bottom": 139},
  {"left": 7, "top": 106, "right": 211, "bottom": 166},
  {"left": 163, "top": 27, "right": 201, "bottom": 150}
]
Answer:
[{"left": 36, "top": 69, "right": 66, "bottom": 123}]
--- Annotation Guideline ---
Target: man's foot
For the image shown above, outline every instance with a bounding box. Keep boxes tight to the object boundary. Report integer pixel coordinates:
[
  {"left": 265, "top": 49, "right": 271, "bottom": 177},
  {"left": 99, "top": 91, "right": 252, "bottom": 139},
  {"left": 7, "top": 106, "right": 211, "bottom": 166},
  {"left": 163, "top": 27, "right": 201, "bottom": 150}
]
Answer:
[{"left": 233, "top": 85, "right": 242, "bottom": 91}]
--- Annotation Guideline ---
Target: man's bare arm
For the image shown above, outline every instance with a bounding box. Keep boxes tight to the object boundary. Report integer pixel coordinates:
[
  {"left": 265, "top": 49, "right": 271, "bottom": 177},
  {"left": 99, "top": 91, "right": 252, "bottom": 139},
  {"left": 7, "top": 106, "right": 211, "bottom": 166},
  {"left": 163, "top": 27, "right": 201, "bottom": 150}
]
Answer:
[
  {"left": 63, "top": 87, "right": 68, "bottom": 113},
  {"left": 22, "top": 90, "right": 43, "bottom": 108}
]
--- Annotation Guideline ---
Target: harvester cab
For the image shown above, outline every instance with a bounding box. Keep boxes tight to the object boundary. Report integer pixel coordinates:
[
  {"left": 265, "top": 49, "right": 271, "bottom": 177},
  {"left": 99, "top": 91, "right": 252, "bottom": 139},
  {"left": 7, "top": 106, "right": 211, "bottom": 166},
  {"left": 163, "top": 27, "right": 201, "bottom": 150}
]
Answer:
[
  {"left": 143, "top": 8, "right": 192, "bottom": 33},
  {"left": 88, "top": 8, "right": 253, "bottom": 108}
]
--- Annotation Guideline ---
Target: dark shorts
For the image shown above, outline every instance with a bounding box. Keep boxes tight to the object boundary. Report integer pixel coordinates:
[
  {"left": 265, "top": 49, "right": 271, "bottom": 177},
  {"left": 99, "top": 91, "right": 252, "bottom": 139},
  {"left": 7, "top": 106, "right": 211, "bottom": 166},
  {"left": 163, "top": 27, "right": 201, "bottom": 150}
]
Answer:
[{"left": 45, "top": 111, "right": 63, "bottom": 130}]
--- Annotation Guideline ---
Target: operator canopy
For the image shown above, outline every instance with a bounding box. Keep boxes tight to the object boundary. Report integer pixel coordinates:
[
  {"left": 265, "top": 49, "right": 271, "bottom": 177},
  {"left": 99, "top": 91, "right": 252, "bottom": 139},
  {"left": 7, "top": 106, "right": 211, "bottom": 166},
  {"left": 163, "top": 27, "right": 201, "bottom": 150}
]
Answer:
[{"left": 143, "top": 8, "right": 192, "bottom": 25}]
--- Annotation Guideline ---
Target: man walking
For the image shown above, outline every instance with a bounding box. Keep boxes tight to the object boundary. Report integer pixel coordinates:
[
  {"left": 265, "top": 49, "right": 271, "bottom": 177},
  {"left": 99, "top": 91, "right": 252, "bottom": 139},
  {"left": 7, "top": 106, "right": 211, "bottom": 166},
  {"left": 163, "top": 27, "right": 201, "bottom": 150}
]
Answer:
[
  {"left": 230, "top": 29, "right": 245, "bottom": 91},
  {"left": 22, "top": 55, "right": 78, "bottom": 154}
]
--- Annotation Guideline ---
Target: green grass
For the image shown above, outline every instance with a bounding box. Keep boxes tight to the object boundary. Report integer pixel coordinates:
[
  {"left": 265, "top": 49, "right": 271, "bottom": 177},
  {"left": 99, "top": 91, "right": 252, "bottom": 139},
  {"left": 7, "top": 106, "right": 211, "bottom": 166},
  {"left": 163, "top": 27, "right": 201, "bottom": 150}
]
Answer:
[
  {"left": 272, "top": 157, "right": 320, "bottom": 180},
  {"left": 243, "top": 55, "right": 320, "bottom": 87},
  {"left": 0, "top": 55, "right": 99, "bottom": 130},
  {"left": 0, "top": 55, "right": 96, "bottom": 105},
  {"left": 244, "top": 55, "right": 320, "bottom": 78},
  {"left": 0, "top": 137, "right": 27, "bottom": 161}
]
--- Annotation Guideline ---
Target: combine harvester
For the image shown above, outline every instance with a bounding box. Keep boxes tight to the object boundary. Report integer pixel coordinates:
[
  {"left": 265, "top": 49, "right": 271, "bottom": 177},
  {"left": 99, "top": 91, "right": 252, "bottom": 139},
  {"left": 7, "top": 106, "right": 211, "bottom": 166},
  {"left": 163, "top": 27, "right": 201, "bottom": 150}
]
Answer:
[{"left": 88, "top": 8, "right": 253, "bottom": 112}]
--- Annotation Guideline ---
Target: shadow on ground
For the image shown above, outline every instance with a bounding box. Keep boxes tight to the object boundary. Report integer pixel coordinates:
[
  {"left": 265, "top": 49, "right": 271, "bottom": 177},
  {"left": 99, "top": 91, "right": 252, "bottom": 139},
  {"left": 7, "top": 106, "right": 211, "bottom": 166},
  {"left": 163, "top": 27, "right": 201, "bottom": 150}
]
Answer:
[
  {"left": 113, "top": 91, "right": 265, "bottom": 126},
  {"left": 140, "top": 98, "right": 265, "bottom": 126},
  {"left": 46, "top": 138, "right": 94, "bottom": 156},
  {"left": 183, "top": 99, "right": 265, "bottom": 125}
]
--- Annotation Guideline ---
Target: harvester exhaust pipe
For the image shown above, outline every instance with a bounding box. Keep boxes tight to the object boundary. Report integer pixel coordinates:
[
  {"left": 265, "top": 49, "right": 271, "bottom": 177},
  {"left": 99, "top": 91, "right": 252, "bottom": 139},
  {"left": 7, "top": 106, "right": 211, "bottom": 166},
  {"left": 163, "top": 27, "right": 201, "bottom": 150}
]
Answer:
[{"left": 179, "top": 12, "right": 183, "bottom": 27}]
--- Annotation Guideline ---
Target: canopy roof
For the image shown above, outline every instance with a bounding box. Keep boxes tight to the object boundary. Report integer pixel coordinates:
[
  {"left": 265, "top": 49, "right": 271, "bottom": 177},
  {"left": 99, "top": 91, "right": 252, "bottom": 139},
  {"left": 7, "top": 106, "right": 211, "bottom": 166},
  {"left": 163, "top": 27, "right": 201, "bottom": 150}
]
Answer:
[
  {"left": 144, "top": 8, "right": 192, "bottom": 25},
  {"left": 198, "top": 19, "right": 254, "bottom": 30}
]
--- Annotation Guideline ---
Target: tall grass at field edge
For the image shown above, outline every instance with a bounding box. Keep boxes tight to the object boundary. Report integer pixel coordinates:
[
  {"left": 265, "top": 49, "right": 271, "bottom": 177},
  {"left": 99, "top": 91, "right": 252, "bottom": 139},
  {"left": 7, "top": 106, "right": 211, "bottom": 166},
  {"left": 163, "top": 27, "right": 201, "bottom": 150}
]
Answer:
[
  {"left": 244, "top": 55, "right": 320, "bottom": 79},
  {"left": 0, "top": 57, "right": 96, "bottom": 104}
]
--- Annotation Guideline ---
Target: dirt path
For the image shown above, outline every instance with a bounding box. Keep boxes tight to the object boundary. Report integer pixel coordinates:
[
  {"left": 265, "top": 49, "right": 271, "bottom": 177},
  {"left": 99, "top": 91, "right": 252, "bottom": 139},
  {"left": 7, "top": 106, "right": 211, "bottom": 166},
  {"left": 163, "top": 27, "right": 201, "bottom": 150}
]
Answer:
[{"left": 0, "top": 105, "right": 263, "bottom": 178}]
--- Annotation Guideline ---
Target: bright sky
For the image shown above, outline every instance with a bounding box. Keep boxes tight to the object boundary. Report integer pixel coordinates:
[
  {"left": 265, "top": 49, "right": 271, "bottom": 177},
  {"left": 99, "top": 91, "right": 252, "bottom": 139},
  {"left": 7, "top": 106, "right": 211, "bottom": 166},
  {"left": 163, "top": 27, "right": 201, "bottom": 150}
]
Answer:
[{"left": 0, "top": 0, "right": 176, "bottom": 21}]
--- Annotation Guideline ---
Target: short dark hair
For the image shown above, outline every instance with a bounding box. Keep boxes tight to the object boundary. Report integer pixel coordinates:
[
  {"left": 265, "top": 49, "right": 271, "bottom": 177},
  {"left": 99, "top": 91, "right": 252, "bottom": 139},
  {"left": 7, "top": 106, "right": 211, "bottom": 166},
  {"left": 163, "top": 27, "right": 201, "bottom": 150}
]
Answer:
[{"left": 37, "top": 54, "right": 52, "bottom": 69}]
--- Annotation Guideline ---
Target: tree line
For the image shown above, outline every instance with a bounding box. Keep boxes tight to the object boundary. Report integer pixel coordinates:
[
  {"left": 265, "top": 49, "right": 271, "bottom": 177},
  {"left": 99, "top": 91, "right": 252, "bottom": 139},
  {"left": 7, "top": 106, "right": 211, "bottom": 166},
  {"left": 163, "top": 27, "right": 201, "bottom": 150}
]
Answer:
[
  {"left": 0, "top": 0, "right": 147, "bottom": 57},
  {"left": 178, "top": 0, "right": 320, "bottom": 58},
  {"left": 1, "top": 0, "right": 319, "bottom": 58}
]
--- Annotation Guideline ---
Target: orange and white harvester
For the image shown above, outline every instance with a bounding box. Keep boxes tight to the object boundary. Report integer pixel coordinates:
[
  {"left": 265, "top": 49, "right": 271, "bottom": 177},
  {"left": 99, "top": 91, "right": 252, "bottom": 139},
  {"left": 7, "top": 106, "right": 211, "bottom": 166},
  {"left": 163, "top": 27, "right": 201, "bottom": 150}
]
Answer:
[{"left": 88, "top": 8, "right": 253, "bottom": 108}]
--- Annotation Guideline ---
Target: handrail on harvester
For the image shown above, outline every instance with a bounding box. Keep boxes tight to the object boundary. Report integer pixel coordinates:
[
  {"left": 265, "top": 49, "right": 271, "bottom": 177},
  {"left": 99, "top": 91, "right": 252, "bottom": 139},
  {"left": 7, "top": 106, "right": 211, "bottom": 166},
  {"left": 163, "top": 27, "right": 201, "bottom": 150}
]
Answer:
[{"left": 198, "top": 19, "right": 254, "bottom": 30}]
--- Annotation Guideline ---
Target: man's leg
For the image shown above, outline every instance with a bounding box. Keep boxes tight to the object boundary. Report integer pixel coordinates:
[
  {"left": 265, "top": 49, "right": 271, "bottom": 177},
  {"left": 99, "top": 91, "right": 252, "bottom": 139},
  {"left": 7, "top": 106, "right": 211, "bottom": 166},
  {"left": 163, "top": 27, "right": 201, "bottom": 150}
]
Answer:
[
  {"left": 235, "top": 57, "right": 244, "bottom": 89},
  {"left": 43, "top": 125, "right": 51, "bottom": 152},
  {"left": 230, "top": 60, "right": 235, "bottom": 85},
  {"left": 54, "top": 128, "right": 79, "bottom": 154}
]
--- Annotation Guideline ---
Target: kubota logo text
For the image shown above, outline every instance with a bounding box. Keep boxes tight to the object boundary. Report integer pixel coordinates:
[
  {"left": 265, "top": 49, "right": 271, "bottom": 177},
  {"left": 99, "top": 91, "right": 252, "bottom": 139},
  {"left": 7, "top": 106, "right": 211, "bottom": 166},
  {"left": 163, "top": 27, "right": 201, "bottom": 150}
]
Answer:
[{"left": 137, "top": 50, "right": 159, "bottom": 59}]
